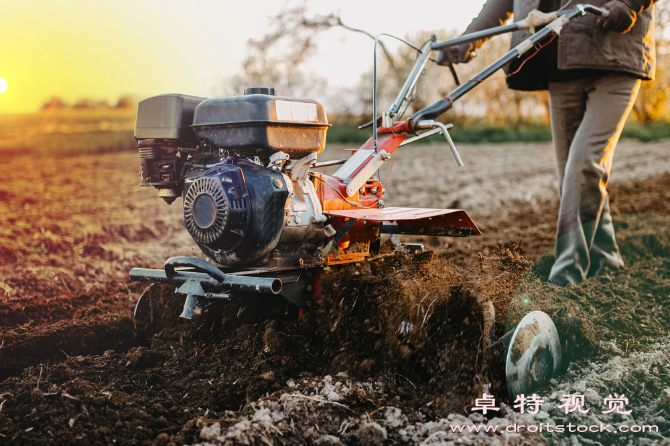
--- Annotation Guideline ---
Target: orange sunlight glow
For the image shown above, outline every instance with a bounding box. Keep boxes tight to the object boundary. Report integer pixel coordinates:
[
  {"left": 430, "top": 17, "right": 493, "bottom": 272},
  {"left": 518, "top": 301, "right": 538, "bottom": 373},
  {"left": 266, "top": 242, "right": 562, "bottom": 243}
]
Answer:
[
  {"left": 0, "top": 78, "right": 7, "bottom": 94},
  {"left": 0, "top": 97, "right": 55, "bottom": 146},
  {"left": 0, "top": 1, "right": 487, "bottom": 114}
]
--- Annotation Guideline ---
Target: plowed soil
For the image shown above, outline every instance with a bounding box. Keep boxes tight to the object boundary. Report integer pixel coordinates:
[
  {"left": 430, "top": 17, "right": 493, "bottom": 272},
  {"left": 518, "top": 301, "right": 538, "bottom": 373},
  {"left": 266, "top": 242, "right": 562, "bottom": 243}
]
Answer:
[{"left": 1, "top": 143, "right": 669, "bottom": 445}]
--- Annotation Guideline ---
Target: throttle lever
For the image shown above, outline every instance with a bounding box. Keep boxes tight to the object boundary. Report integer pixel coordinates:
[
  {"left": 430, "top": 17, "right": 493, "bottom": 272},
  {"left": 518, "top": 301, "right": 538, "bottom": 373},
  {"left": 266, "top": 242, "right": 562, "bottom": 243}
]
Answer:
[{"left": 416, "top": 120, "right": 463, "bottom": 167}]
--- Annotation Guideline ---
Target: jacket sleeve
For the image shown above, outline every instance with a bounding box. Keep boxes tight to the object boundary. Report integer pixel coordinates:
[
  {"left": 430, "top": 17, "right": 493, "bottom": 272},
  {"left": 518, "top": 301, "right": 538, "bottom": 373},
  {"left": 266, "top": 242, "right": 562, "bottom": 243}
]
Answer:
[
  {"left": 463, "top": 0, "right": 515, "bottom": 49},
  {"left": 619, "top": 0, "right": 657, "bottom": 12}
]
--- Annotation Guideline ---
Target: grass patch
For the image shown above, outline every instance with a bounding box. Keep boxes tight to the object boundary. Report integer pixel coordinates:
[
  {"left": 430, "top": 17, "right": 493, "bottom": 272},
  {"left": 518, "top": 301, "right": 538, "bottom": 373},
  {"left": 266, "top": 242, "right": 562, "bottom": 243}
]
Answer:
[
  {"left": 0, "top": 130, "right": 136, "bottom": 160},
  {"left": 327, "top": 121, "right": 670, "bottom": 145},
  {"left": 1, "top": 111, "right": 668, "bottom": 161},
  {"left": 0, "top": 109, "right": 136, "bottom": 160}
]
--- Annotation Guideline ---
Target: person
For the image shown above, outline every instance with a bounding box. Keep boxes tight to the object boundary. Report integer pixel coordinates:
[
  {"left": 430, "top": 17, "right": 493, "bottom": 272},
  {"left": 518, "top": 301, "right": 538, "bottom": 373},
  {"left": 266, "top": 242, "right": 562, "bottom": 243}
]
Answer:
[{"left": 439, "top": 0, "right": 658, "bottom": 286}]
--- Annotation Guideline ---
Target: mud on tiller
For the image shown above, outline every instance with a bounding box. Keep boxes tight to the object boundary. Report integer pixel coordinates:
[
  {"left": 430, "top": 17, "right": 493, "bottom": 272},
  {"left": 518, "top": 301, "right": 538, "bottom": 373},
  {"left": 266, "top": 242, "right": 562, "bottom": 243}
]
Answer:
[{"left": 129, "top": 5, "right": 609, "bottom": 399}]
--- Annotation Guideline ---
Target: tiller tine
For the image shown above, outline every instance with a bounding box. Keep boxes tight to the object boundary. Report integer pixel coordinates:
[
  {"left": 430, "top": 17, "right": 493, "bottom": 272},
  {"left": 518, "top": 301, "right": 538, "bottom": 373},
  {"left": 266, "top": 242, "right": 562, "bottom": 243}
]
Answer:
[{"left": 505, "top": 311, "right": 562, "bottom": 401}]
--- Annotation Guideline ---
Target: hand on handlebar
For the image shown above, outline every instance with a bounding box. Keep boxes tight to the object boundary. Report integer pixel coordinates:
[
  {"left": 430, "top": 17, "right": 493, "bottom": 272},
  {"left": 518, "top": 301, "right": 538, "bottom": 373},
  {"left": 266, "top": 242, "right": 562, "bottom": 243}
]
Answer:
[
  {"left": 598, "top": 1, "right": 636, "bottom": 33},
  {"left": 436, "top": 42, "right": 476, "bottom": 66}
]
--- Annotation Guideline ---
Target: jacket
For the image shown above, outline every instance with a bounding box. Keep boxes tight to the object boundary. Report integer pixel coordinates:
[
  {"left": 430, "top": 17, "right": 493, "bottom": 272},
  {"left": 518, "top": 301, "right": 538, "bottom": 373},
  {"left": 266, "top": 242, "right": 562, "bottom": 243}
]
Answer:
[{"left": 464, "top": 0, "right": 657, "bottom": 90}]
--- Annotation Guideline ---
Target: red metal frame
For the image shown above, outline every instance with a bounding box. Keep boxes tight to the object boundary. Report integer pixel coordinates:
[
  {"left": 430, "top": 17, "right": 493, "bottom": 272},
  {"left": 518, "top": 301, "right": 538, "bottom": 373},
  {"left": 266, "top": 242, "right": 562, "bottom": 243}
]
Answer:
[{"left": 311, "top": 120, "right": 480, "bottom": 262}]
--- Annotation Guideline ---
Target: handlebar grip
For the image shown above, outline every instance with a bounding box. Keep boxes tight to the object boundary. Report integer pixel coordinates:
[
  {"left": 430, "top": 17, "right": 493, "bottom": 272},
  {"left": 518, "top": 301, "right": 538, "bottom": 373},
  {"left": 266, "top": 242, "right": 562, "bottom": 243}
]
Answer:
[
  {"left": 583, "top": 4, "right": 609, "bottom": 17},
  {"left": 557, "top": 4, "right": 608, "bottom": 18}
]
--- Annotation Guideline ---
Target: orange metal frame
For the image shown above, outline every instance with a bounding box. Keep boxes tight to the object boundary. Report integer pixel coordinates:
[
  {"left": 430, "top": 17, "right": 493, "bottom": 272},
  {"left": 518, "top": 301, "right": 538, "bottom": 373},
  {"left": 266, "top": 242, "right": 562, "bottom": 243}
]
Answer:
[{"left": 312, "top": 123, "right": 480, "bottom": 265}]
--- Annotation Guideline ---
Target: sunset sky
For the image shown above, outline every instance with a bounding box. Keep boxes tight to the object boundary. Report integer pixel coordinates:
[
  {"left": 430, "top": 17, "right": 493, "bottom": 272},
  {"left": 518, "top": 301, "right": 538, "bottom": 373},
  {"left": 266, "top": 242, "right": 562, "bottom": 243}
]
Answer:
[{"left": 0, "top": 0, "right": 486, "bottom": 113}]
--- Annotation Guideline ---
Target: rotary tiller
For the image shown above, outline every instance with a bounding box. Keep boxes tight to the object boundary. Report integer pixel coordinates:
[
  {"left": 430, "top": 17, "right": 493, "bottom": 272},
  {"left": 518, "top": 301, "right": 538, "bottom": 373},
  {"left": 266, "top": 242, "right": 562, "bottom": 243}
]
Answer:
[{"left": 129, "top": 5, "right": 609, "bottom": 399}]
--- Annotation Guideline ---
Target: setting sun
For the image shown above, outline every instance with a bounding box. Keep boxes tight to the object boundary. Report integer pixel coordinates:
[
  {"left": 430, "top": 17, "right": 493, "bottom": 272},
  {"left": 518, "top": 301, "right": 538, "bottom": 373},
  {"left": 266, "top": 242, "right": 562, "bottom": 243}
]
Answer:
[{"left": 0, "top": 78, "right": 7, "bottom": 94}]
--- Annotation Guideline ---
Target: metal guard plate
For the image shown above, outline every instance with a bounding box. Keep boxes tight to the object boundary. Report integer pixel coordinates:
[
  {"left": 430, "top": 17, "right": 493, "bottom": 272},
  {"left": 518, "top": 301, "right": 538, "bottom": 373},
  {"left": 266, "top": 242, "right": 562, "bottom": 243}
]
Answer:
[{"left": 325, "top": 207, "right": 481, "bottom": 236}]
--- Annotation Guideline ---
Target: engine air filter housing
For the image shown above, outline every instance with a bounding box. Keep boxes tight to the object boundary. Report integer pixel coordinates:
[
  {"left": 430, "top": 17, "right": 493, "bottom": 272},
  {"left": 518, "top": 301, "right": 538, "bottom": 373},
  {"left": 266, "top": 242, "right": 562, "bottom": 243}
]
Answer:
[
  {"left": 135, "top": 93, "right": 207, "bottom": 142},
  {"left": 134, "top": 94, "right": 208, "bottom": 201}
]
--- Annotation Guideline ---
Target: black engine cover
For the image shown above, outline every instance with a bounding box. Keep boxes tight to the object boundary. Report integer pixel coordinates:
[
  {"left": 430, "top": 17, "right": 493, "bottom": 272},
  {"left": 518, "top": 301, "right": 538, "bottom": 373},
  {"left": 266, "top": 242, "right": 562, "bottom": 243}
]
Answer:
[{"left": 183, "top": 160, "right": 288, "bottom": 266}]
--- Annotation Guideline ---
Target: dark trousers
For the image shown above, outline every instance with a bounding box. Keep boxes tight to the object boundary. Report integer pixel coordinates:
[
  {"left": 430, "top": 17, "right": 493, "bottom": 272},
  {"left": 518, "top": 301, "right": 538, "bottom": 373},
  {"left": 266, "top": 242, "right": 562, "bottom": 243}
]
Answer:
[{"left": 548, "top": 73, "right": 641, "bottom": 285}]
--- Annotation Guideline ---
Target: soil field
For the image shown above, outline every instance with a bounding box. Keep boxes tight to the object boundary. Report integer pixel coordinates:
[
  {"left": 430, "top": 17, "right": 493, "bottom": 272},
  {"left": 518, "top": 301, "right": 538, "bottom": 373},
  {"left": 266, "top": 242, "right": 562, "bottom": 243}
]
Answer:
[{"left": 0, "top": 140, "right": 669, "bottom": 445}]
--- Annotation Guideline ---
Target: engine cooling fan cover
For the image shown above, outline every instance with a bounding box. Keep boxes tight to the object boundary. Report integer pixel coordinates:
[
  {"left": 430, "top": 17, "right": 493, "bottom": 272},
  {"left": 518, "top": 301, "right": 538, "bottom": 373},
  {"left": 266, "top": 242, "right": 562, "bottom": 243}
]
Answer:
[
  {"left": 183, "top": 177, "right": 229, "bottom": 244},
  {"left": 181, "top": 160, "right": 287, "bottom": 266}
]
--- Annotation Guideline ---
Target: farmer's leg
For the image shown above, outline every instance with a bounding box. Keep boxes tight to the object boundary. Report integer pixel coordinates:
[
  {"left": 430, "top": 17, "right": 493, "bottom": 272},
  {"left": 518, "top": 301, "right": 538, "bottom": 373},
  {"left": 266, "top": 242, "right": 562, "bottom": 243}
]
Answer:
[
  {"left": 547, "top": 77, "right": 589, "bottom": 285},
  {"left": 588, "top": 196, "right": 621, "bottom": 277},
  {"left": 547, "top": 78, "right": 587, "bottom": 196},
  {"left": 549, "top": 73, "right": 640, "bottom": 285}
]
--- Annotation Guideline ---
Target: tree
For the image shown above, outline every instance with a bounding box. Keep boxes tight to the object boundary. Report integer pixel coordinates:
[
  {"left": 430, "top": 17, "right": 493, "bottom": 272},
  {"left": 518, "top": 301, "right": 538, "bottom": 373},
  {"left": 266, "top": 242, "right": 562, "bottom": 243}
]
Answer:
[
  {"left": 632, "top": 2, "right": 670, "bottom": 124},
  {"left": 228, "top": 1, "right": 574, "bottom": 126},
  {"left": 41, "top": 97, "right": 68, "bottom": 110},
  {"left": 224, "top": 1, "right": 407, "bottom": 106},
  {"left": 115, "top": 95, "right": 138, "bottom": 109},
  {"left": 73, "top": 99, "right": 95, "bottom": 109}
]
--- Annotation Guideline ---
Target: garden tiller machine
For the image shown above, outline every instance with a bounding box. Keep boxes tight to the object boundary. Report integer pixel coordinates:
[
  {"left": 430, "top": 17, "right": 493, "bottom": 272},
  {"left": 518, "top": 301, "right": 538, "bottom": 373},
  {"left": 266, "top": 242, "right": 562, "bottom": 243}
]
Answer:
[{"left": 129, "top": 4, "right": 609, "bottom": 399}]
